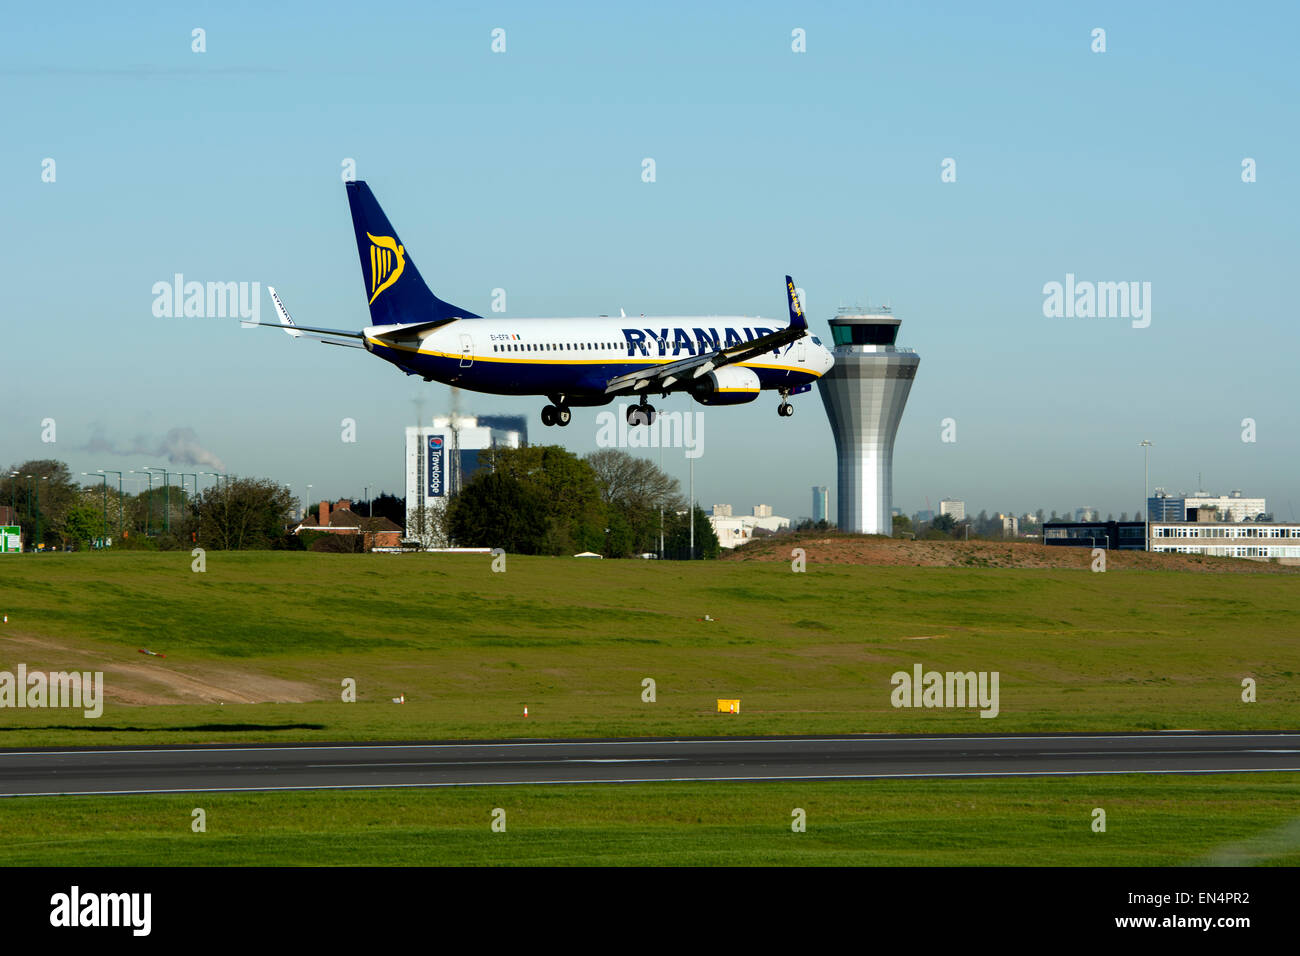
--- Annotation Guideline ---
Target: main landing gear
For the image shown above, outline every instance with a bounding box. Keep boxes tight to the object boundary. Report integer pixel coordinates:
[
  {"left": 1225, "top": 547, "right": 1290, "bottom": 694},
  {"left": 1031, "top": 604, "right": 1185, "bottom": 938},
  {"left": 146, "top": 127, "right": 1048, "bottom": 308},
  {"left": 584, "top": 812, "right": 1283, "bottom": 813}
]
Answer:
[
  {"left": 777, "top": 389, "right": 794, "bottom": 418},
  {"left": 541, "top": 403, "right": 572, "bottom": 427},
  {"left": 627, "top": 399, "right": 656, "bottom": 427}
]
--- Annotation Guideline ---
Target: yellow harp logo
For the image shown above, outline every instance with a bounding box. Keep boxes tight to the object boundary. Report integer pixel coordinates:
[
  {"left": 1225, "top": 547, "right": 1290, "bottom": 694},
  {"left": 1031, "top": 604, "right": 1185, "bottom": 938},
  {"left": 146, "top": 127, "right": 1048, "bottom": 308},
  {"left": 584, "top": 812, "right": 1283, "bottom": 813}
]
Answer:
[{"left": 367, "top": 232, "right": 406, "bottom": 304}]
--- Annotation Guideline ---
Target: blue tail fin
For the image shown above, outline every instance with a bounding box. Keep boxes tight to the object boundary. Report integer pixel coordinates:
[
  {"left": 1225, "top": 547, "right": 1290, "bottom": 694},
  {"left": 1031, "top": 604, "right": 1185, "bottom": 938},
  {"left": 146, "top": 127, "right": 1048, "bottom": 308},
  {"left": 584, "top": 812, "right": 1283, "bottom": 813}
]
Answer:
[
  {"left": 345, "top": 181, "right": 481, "bottom": 326},
  {"left": 785, "top": 275, "right": 807, "bottom": 330}
]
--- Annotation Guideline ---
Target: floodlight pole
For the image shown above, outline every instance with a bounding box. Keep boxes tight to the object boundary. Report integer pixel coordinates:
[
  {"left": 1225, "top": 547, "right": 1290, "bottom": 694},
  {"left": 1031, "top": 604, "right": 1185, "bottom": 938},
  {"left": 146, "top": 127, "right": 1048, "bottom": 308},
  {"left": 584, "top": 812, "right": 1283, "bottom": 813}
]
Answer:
[
  {"left": 1140, "top": 440, "right": 1153, "bottom": 552},
  {"left": 689, "top": 453, "right": 695, "bottom": 560}
]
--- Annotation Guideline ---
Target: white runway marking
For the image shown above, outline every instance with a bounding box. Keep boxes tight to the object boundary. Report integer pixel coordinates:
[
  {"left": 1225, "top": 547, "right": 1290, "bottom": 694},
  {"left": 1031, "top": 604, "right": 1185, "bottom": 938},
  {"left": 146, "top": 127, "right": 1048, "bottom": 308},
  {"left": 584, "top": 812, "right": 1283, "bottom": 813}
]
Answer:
[{"left": 4, "top": 766, "right": 1299, "bottom": 798}]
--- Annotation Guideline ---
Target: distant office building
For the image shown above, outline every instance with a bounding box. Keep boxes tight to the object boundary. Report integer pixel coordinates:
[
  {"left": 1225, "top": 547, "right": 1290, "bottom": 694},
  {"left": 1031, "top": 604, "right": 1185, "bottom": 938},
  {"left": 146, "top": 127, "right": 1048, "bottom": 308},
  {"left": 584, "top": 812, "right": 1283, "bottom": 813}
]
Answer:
[
  {"left": 999, "top": 513, "right": 1019, "bottom": 537},
  {"left": 1074, "top": 507, "right": 1098, "bottom": 522},
  {"left": 1148, "top": 489, "right": 1266, "bottom": 523},
  {"left": 939, "top": 498, "right": 965, "bottom": 521},
  {"left": 1150, "top": 521, "right": 1300, "bottom": 561},
  {"left": 475, "top": 414, "right": 530, "bottom": 441},
  {"left": 712, "top": 504, "right": 733, "bottom": 517},
  {"left": 710, "top": 510, "right": 791, "bottom": 549},
  {"left": 913, "top": 509, "right": 935, "bottom": 524},
  {"left": 405, "top": 415, "right": 525, "bottom": 545},
  {"left": 752, "top": 504, "right": 773, "bottom": 518},
  {"left": 1044, "top": 521, "right": 1146, "bottom": 550},
  {"left": 812, "top": 486, "right": 829, "bottom": 523}
]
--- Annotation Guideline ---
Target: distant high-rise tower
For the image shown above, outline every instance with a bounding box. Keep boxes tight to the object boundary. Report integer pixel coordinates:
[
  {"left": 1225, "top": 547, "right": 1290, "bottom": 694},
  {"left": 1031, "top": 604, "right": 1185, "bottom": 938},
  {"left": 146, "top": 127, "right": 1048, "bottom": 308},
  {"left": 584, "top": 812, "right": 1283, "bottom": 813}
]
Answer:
[
  {"left": 817, "top": 307, "right": 920, "bottom": 535},
  {"left": 812, "top": 486, "right": 829, "bottom": 523}
]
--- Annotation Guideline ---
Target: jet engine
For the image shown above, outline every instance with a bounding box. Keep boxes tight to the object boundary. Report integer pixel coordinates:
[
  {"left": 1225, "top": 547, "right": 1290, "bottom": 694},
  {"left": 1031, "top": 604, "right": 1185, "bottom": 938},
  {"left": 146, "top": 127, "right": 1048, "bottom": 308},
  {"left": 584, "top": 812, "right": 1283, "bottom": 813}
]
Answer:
[{"left": 691, "top": 365, "right": 761, "bottom": 405}]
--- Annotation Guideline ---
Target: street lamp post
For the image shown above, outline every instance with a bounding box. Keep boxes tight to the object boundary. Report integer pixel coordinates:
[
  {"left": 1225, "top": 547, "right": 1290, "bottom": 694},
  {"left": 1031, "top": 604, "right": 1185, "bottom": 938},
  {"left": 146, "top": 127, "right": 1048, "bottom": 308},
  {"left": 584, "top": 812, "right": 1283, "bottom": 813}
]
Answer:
[
  {"left": 99, "top": 470, "right": 124, "bottom": 538},
  {"left": 143, "top": 468, "right": 170, "bottom": 533},
  {"left": 24, "top": 475, "right": 34, "bottom": 550},
  {"left": 27, "top": 476, "right": 48, "bottom": 550},
  {"left": 1140, "top": 440, "right": 1153, "bottom": 552},
  {"left": 82, "top": 472, "right": 109, "bottom": 546},
  {"left": 131, "top": 470, "right": 154, "bottom": 535}
]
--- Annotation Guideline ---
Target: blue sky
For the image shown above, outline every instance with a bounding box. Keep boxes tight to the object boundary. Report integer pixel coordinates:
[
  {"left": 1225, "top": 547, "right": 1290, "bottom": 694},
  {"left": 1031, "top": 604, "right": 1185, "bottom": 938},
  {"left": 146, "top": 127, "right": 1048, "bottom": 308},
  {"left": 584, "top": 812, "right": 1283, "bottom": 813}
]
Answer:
[{"left": 3, "top": 1, "right": 1297, "bottom": 521}]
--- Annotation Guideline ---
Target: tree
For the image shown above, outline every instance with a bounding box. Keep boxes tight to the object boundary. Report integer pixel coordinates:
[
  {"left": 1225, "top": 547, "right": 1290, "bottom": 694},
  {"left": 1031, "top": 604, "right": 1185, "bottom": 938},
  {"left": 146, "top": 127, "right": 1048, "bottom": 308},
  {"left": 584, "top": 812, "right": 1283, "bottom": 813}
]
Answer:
[
  {"left": 584, "top": 449, "right": 683, "bottom": 556},
  {"left": 664, "top": 505, "right": 720, "bottom": 559},
  {"left": 794, "top": 518, "right": 832, "bottom": 532},
  {"left": 63, "top": 503, "right": 101, "bottom": 549},
  {"left": 2, "top": 460, "right": 79, "bottom": 549},
  {"left": 369, "top": 492, "right": 405, "bottom": 526},
  {"left": 892, "top": 514, "right": 912, "bottom": 535},
  {"left": 480, "top": 445, "right": 606, "bottom": 554},
  {"left": 447, "top": 471, "right": 548, "bottom": 553},
  {"left": 406, "top": 503, "right": 449, "bottom": 549},
  {"left": 931, "top": 513, "right": 957, "bottom": 534},
  {"left": 196, "top": 477, "right": 296, "bottom": 550}
]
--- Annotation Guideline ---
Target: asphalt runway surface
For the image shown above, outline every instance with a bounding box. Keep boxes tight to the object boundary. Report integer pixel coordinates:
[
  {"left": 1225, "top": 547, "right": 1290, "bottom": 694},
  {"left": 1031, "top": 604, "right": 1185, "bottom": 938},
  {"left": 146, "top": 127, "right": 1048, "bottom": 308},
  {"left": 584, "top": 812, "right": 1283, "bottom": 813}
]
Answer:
[{"left": 1, "top": 732, "right": 1297, "bottom": 796}]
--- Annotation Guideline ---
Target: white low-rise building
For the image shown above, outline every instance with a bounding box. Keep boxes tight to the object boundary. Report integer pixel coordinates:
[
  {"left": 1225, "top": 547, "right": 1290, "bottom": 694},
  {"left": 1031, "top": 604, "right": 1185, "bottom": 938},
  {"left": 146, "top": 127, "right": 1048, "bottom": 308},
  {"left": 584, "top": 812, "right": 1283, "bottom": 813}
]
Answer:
[
  {"left": 709, "top": 509, "right": 791, "bottom": 548},
  {"left": 1150, "top": 521, "right": 1300, "bottom": 562}
]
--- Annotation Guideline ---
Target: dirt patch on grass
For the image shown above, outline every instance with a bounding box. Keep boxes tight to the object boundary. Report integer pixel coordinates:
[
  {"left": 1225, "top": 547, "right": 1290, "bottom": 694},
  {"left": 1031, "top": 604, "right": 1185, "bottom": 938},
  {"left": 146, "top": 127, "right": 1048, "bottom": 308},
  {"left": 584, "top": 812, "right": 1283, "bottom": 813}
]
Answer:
[
  {"left": 0, "top": 631, "right": 319, "bottom": 705},
  {"left": 724, "top": 533, "right": 1300, "bottom": 573}
]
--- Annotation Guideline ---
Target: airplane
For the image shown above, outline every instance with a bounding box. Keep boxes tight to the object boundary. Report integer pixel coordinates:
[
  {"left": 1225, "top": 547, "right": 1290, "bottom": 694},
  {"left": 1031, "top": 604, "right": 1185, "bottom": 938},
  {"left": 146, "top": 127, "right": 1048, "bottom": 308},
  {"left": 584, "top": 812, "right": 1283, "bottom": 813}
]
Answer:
[{"left": 249, "top": 181, "right": 835, "bottom": 428}]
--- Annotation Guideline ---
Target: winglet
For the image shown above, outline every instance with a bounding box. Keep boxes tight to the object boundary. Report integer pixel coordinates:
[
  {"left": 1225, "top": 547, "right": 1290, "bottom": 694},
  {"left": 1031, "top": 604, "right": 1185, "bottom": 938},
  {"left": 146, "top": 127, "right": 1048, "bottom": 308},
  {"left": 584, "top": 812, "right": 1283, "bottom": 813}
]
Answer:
[
  {"left": 785, "top": 275, "right": 807, "bottom": 331},
  {"left": 266, "top": 286, "right": 303, "bottom": 337}
]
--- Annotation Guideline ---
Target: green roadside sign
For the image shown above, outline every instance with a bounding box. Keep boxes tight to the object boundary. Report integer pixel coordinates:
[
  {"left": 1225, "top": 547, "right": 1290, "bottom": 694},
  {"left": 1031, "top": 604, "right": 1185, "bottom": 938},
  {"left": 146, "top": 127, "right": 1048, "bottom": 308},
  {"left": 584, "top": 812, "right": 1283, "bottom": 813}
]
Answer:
[{"left": 2, "top": 526, "right": 21, "bottom": 553}]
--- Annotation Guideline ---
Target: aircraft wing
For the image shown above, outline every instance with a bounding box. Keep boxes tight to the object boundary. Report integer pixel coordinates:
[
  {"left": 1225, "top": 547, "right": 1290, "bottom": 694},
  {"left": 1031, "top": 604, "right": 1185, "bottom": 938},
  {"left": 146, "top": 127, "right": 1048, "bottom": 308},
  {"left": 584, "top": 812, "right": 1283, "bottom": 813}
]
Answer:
[
  {"left": 603, "top": 275, "right": 809, "bottom": 394},
  {"left": 242, "top": 287, "right": 366, "bottom": 348}
]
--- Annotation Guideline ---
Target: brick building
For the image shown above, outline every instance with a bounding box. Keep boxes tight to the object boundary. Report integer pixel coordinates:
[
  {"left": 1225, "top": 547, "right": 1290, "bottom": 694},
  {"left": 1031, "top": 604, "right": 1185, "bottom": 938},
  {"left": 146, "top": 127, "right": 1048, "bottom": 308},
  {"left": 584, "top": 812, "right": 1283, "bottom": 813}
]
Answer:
[{"left": 295, "top": 499, "right": 404, "bottom": 551}]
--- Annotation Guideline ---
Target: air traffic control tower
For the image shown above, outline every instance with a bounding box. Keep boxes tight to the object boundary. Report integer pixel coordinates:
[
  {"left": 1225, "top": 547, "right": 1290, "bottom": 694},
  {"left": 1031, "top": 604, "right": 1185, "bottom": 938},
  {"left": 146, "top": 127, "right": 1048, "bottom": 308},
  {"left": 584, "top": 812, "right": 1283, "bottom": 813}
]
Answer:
[{"left": 817, "top": 307, "right": 920, "bottom": 535}]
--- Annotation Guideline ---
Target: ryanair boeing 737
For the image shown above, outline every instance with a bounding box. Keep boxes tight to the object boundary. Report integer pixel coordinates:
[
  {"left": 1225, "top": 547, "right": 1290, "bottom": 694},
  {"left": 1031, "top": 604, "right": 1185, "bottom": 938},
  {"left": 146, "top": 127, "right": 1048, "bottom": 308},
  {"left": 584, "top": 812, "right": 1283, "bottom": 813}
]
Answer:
[{"left": 251, "top": 181, "right": 834, "bottom": 427}]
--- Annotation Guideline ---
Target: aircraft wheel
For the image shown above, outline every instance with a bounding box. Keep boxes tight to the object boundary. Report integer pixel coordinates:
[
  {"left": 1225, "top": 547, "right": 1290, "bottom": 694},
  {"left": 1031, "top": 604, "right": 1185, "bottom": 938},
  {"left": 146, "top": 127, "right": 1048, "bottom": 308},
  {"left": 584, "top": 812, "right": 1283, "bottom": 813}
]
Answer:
[
  {"left": 541, "top": 404, "right": 557, "bottom": 426},
  {"left": 778, "top": 402, "right": 793, "bottom": 417},
  {"left": 556, "top": 407, "right": 572, "bottom": 427}
]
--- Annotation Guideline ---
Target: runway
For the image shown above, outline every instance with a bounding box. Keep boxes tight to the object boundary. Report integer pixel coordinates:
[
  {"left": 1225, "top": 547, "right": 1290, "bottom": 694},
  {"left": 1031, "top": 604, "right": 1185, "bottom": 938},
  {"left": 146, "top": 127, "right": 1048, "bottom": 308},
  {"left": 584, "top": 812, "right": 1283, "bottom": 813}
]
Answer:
[{"left": 1, "top": 732, "right": 1297, "bottom": 797}]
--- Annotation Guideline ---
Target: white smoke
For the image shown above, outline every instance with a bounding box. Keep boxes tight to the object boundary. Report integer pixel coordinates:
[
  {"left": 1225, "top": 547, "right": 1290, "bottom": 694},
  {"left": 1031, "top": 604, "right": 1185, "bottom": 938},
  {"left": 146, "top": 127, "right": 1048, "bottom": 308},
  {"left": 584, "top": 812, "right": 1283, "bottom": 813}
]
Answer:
[{"left": 82, "top": 426, "right": 226, "bottom": 472}]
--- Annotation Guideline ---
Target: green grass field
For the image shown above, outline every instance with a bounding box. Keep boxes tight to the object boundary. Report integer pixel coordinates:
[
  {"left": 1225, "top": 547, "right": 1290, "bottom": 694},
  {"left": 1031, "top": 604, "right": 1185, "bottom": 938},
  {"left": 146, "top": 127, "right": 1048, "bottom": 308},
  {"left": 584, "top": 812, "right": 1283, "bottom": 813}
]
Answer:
[
  {"left": 1, "top": 551, "right": 1297, "bottom": 746},
  {"left": 2, "top": 551, "right": 1297, "bottom": 866},
  {"left": 0, "top": 774, "right": 1296, "bottom": 866}
]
